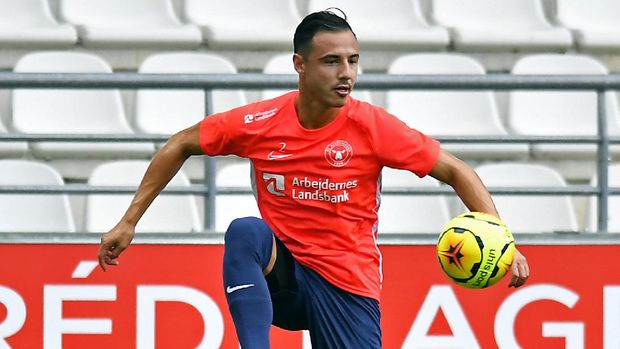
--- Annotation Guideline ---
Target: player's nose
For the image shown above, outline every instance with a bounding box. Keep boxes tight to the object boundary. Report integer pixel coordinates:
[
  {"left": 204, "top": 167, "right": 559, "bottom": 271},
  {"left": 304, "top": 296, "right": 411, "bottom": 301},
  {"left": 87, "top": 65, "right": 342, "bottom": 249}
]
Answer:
[{"left": 337, "top": 62, "right": 354, "bottom": 81}]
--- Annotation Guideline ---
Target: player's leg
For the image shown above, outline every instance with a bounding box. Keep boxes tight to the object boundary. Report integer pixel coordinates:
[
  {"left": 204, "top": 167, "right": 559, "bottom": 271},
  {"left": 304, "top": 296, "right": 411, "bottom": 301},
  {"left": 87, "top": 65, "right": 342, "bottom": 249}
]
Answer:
[
  {"left": 299, "top": 266, "right": 382, "bottom": 349},
  {"left": 267, "top": 237, "right": 309, "bottom": 331},
  {"left": 222, "top": 217, "right": 275, "bottom": 349}
]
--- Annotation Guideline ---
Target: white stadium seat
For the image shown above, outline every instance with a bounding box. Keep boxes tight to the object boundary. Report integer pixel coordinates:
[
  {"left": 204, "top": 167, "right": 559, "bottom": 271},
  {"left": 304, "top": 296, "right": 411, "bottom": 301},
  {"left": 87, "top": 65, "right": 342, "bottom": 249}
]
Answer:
[
  {"left": 215, "top": 161, "right": 261, "bottom": 232},
  {"left": 556, "top": 0, "right": 620, "bottom": 51},
  {"left": 85, "top": 160, "right": 202, "bottom": 233},
  {"left": 60, "top": 0, "right": 201, "bottom": 48},
  {"left": 385, "top": 53, "right": 529, "bottom": 160},
  {"left": 0, "top": 0, "right": 77, "bottom": 48},
  {"left": 432, "top": 0, "right": 572, "bottom": 51},
  {"left": 0, "top": 160, "right": 75, "bottom": 232},
  {"left": 261, "top": 54, "right": 298, "bottom": 101},
  {"left": 135, "top": 52, "right": 247, "bottom": 181},
  {"left": 184, "top": 0, "right": 301, "bottom": 49},
  {"left": 473, "top": 162, "right": 579, "bottom": 233},
  {"left": 261, "top": 53, "right": 372, "bottom": 103},
  {"left": 378, "top": 167, "right": 451, "bottom": 234},
  {"left": 12, "top": 51, "right": 155, "bottom": 160},
  {"left": 135, "top": 52, "right": 247, "bottom": 135},
  {"left": 586, "top": 163, "right": 620, "bottom": 233},
  {"left": 306, "top": 0, "right": 449, "bottom": 50},
  {"left": 509, "top": 54, "right": 620, "bottom": 161}
]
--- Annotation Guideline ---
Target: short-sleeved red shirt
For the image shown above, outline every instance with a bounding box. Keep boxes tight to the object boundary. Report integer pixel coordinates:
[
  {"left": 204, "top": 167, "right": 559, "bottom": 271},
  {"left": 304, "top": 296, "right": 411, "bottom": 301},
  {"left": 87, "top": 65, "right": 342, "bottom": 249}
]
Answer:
[{"left": 199, "top": 91, "right": 440, "bottom": 300}]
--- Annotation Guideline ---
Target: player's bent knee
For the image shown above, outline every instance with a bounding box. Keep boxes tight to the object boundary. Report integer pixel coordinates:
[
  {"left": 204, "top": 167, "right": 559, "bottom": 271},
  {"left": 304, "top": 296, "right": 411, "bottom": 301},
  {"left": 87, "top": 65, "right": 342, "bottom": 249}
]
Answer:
[
  {"left": 224, "top": 217, "right": 273, "bottom": 269},
  {"left": 225, "top": 217, "right": 266, "bottom": 243}
]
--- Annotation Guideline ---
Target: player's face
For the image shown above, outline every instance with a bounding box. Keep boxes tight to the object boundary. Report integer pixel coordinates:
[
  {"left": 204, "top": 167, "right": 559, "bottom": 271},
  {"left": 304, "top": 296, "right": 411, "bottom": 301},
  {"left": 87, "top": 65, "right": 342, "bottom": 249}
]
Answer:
[{"left": 295, "top": 30, "right": 359, "bottom": 108}]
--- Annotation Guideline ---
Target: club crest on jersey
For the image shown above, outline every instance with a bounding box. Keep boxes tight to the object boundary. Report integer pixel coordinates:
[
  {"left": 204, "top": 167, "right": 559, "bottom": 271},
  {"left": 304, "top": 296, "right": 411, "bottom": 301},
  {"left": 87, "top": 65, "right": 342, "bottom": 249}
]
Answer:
[{"left": 324, "top": 140, "right": 353, "bottom": 167}]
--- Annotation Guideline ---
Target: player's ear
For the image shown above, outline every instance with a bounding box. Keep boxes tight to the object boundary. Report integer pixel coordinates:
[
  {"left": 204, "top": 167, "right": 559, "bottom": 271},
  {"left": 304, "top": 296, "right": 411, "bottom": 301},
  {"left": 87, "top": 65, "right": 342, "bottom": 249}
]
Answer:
[{"left": 293, "top": 53, "right": 305, "bottom": 75}]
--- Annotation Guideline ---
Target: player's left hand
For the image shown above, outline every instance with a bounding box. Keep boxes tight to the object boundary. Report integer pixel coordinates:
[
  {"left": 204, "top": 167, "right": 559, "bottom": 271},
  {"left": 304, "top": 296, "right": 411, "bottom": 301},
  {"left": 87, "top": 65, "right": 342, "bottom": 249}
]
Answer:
[{"left": 508, "top": 248, "right": 529, "bottom": 288}]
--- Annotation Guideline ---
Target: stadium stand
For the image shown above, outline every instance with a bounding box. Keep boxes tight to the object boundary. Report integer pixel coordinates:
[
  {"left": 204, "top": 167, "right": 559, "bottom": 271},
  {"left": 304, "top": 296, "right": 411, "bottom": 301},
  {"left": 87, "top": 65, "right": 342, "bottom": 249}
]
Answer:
[
  {"left": 508, "top": 53, "right": 620, "bottom": 179},
  {"left": 385, "top": 53, "right": 529, "bottom": 160},
  {"left": 0, "top": 0, "right": 77, "bottom": 48},
  {"left": 260, "top": 53, "right": 299, "bottom": 101},
  {"left": 586, "top": 163, "right": 620, "bottom": 233},
  {"left": 555, "top": 0, "right": 620, "bottom": 52},
  {"left": 378, "top": 167, "right": 451, "bottom": 234},
  {"left": 59, "top": 0, "right": 201, "bottom": 48},
  {"left": 261, "top": 52, "right": 372, "bottom": 103},
  {"left": 0, "top": 118, "right": 27, "bottom": 157},
  {"left": 215, "top": 161, "right": 261, "bottom": 232},
  {"left": 183, "top": 0, "right": 301, "bottom": 50},
  {"left": 432, "top": 0, "right": 573, "bottom": 51},
  {"left": 11, "top": 51, "right": 155, "bottom": 178},
  {"left": 306, "top": 0, "right": 449, "bottom": 50},
  {"left": 0, "top": 0, "right": 619, "bottom": 234},
  {"left": 0, "top": 159, "right": 76, "bottom": 232},
  {"left": 472, "top": 162, "right": 580, "bottom": 233},
  {"left": 135, "top": 52, "right": 247, "bottom": 135},
  {"left": 85, "top": 160, "right": 202, "bottom": 233},
  {"left": 135, "top": 52, "right": 247, "bottom": 180}
]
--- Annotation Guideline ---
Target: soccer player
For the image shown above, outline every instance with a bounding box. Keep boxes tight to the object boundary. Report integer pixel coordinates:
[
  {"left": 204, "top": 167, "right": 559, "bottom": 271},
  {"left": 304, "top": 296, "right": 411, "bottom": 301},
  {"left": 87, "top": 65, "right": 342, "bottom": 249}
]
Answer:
[{"left": 98, "top": 9, "right": 530, "bottom": 348}]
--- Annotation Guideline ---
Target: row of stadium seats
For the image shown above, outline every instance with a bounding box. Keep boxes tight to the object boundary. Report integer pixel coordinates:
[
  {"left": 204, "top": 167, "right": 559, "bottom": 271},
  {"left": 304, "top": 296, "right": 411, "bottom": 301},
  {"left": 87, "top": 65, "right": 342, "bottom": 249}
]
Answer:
[
  {"left": 0, "top": 159, "right": 257, "bottom": 234},
  {"left": 1, "top": 0, "right": 619, "bottom": 52},
  {"left": 1, "top": 158, "right": 618, "bottom": 234},
  {"left": 0, "top": 50, "right": 617, "bottom": 180},
  {"left": 0, "top": 159, "right": 202, "bottom": 233}
]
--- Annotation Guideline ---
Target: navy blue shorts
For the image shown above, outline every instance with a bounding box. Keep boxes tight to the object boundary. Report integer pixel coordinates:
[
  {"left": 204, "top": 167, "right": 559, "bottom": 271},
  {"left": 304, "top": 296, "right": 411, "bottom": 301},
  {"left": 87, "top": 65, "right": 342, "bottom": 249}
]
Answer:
[{"left": 266, "top": 237, "right": 382, "bottom": 349}]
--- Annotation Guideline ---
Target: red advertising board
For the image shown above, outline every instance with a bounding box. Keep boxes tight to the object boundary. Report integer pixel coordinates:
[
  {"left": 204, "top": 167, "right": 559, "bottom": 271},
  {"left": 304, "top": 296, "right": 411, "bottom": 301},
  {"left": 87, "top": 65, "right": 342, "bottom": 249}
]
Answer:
[{"left": 0, "top": 244, "right": 618, "bottom": 348}]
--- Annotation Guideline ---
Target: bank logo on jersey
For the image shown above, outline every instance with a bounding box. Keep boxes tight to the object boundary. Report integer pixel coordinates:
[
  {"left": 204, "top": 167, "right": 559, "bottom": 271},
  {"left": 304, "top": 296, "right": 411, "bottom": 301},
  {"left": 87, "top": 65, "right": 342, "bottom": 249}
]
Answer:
[
  {"left": 262, "top": 173, "right": 285, "bottom": 196},
  {"left": 324, "top": 140, "right": 353, "bottom": 167},
  {"left": 262, "top": 172, "right": 357, "bottom": 203}
]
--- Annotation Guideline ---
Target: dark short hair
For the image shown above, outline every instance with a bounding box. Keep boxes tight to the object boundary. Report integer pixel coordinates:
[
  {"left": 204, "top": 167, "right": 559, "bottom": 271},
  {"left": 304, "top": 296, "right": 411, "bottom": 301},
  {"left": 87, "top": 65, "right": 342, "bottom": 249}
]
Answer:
[{"left": 293, "top": 8, "right": 356, "bottom": 57}]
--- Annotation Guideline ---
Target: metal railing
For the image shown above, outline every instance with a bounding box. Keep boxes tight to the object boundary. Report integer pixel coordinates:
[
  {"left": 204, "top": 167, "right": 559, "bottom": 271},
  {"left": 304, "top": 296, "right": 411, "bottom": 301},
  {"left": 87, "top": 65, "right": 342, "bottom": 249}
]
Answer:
[{"left": 0, "top": 72, "right": 619, "bottom": 242}]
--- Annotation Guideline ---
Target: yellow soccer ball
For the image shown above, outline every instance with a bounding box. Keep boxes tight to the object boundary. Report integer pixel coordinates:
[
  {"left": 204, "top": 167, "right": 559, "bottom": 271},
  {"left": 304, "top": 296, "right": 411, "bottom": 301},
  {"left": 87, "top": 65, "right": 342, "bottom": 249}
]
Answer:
[{"left": 437, "top": 212, "right": 515, "bottom": 289}]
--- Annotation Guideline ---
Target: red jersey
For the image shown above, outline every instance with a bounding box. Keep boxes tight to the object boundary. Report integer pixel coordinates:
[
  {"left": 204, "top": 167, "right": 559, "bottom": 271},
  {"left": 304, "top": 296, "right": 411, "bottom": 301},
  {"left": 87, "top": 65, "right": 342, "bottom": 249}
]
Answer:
[{"left": 199, "top": 91, "right": 440, "bottom": 300}]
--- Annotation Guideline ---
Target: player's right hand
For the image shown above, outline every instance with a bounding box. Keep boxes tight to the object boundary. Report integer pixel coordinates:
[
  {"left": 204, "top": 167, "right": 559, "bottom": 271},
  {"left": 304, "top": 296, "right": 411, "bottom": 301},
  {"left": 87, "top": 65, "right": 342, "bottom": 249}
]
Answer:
[{"left": 98, "top": 222, "right": 135, "bottom": 271}]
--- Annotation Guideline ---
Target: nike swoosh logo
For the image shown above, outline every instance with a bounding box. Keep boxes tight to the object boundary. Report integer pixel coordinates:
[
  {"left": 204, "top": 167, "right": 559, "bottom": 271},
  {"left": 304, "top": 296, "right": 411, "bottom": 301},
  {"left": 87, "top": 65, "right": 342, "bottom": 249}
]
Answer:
[
  {"left": 267, "top": 151, "right": 293, "bottom": 160},
  {"left": 226, "top": 284, "right": 255, "bottom": 294}
]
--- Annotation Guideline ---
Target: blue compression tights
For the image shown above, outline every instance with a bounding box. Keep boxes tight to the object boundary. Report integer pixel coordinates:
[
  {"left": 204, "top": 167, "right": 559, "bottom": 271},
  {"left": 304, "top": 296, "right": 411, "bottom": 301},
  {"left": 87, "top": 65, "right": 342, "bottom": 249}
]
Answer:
[{"left": 223, "top": 217, "right": 274, "bottom": 348}]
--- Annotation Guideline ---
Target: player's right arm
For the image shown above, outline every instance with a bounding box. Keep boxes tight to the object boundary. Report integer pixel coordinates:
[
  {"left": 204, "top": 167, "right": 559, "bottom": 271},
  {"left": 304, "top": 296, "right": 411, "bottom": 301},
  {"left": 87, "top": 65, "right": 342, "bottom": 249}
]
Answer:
[{"left": 98, "top": 123, "right": 204, "bottom": 271}]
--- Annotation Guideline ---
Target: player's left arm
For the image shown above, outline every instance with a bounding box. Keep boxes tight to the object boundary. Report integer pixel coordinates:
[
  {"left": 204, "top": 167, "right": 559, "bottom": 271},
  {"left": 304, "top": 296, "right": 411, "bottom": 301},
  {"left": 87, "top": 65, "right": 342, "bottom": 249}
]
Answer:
[{"left": 429, "top": 148, "right": 530, "bottom": 288}]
